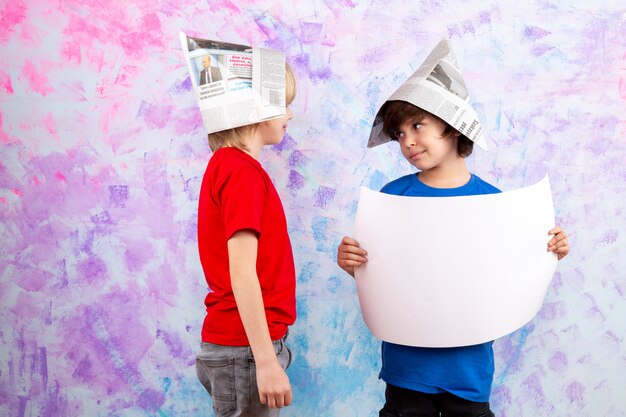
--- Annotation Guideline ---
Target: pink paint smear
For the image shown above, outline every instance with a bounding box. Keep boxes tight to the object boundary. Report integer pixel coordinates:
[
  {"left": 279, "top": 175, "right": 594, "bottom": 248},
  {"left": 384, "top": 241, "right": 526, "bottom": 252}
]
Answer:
[{"left": 22, "top": 60, "right": 53, "bottom": 96}]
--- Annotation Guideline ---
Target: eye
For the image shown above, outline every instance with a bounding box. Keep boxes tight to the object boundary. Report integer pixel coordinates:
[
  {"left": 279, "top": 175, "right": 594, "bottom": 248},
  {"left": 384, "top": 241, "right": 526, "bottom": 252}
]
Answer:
[
  {"left": 392, "top": 131, "right": 404, "bottom": 140},
  {"left": 412, "top": 123, "right": 423, "bottom": 131}
]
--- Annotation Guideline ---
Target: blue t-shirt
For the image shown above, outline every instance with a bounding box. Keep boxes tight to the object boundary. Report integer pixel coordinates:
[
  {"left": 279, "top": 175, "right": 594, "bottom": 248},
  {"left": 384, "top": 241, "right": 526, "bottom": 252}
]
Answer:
[{"left": 378, "top": 172, "right": 501, "bottom": 403}]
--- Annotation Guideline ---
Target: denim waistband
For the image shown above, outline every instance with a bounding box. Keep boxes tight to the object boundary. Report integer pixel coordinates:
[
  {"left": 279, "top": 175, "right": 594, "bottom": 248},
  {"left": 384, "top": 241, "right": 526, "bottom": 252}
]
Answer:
[{"left": 201, "top": 329, "right": 289, "bottom": 349}]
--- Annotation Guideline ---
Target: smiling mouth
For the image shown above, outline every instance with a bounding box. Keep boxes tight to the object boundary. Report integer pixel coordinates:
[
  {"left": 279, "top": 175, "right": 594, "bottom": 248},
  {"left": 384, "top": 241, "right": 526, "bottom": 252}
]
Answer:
[{"left": 410, "top": 150, "right": 425, "bottom": 159}]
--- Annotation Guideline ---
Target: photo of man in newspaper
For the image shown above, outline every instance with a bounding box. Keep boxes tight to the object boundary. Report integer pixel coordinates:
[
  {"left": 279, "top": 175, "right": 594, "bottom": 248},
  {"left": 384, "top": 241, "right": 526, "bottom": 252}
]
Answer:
[{"left": 198, "top": 54, "right": 223, "bottom": 85}]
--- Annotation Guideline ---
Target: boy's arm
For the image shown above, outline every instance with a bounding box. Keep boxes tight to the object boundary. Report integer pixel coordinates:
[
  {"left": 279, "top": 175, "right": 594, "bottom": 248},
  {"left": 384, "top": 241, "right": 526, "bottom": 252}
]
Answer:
[
  {"left": 337, "top": 236, "right": 368, "bottom": 278},
  {"left": 227, "top": 230, "right": 292, "bottom": 409}
]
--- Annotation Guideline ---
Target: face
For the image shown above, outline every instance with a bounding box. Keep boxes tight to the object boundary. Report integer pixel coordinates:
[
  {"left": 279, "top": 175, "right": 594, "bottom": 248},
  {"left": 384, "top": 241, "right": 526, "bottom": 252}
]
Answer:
[
  {"left": 202, "top": 55, "right": 211, "bottom": 69},
  {"left": 258, "top": 107, "right": 293, "bottom": 145},
  {"left": 392, "top": 115, "right": 459, "bottom": 172}
]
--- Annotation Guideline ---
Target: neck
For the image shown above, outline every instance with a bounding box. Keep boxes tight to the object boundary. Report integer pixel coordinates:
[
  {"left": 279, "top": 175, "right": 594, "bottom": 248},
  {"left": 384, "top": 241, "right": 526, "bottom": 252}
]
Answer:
[
  {"left": 418, "top": 158, "right": 471, "bottom": 188},
  {"left": 246, "top": 144, "right": 261, "bottom": 160},
  {"left": 235, "top": 131, "right": 264, "bottom": 160},
  {"left": 230, "top": 143, "right": 260, "bottom": 160}
]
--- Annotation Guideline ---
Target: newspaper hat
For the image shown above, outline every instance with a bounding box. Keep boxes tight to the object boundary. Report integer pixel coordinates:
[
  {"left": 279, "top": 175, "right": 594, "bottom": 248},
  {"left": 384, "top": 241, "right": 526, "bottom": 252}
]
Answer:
[
  {"left": 368, "top": 39, "right": 488, "bottom": 150},
  {"left": 179, "top": 32, "right": 288, "bottom": 134}
]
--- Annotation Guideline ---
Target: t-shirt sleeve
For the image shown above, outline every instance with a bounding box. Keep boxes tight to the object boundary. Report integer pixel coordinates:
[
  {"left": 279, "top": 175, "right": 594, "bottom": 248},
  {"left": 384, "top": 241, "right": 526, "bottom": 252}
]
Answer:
[{"left": 215, "top": 166, "right": 267, "bottom": 240}]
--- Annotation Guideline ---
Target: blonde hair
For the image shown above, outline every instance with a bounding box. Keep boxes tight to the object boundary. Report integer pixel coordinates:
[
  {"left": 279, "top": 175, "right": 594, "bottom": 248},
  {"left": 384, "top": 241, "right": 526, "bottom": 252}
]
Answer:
[{"left": 208, "top": 62, "right": 297, "bottom": 152}]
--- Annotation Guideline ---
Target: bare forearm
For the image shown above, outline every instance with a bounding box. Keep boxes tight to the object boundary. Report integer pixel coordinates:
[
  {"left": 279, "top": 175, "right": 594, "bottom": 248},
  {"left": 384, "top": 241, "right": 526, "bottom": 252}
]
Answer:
[{"left": 231, "top": 273, "right": 276, "bottom": 365}]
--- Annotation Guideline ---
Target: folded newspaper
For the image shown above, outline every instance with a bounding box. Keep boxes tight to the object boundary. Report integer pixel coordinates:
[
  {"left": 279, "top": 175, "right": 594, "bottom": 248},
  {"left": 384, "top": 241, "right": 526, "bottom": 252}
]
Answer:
[
  {"left": 179, "top": 32, "right": 287, "bottom": 134},
  {"left": 368, "top": 39, "right": 488, "bottom": 150}
]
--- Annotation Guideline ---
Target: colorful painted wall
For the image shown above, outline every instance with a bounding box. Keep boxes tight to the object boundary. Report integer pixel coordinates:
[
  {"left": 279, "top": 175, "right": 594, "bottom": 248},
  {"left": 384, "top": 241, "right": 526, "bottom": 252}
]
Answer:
[{"left": 1, "top": 1, "right": 624, "bottom": 416}]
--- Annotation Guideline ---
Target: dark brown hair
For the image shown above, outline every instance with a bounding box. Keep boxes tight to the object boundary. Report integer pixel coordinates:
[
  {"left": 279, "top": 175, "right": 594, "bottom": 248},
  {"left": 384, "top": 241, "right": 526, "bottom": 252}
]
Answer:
[{"left": 381, "top": 100, "right": 473, "bottom": 157}]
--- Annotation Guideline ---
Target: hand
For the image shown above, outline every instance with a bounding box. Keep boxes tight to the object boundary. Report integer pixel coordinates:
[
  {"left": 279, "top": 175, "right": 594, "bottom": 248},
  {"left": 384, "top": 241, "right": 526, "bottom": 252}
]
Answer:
[
  {"left": 256, "top": 359, "right": 292, "bottom": 408},
  {"left": 548, "top": 226, "right": 569, "bottom": 260},
  {"left": 337, "top": 236, "right": 368, "bottom": 278}
]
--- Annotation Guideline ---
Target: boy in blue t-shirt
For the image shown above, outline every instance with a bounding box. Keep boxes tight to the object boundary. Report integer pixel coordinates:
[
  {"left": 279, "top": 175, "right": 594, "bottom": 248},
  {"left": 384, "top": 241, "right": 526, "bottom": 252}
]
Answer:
[{"left": 336, "top": 41, "right": 569, "bottom": 416}]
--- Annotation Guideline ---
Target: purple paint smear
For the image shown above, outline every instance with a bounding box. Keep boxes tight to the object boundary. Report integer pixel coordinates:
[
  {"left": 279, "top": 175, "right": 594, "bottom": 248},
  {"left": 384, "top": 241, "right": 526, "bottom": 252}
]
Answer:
[
  {"left": 137, "top": 101, "right": 173, "bottom": 130},
  {"left": 274, "top": 133, "right": 296, "bottom": 151},
  {"left": 548, "top": 351, "right": 568, "bottom": 373},
  {"left": 299, "top": 22, "right": 323, "bottom": 43},
  {"left": 108, "top": 185, "right": 129, "bottom": 207},
  {"left": 288, "top": 170, "right": 306, "bottom": 191},
  {"left": 77, "top": 255, "right": 108, "bottom": 284},
  {"left": 170, "top": 76, "right": 192, "bottom": 95},
  {"left": 136, "top": 388, "right": 166, "bottom": 412},
  {"left": 124, "top": 240, "right": 155, "bottom": 273},
  {"left": 531, "top": 44, "right": 555, "bottom": 56},
  {"left": 566, "top": 381, "right": 585, "bottom": 403},
  {"left": 288, "top": 150, "right": 309, "bottom": 168},
  {"left": 521, "top": 372, "right": 546, "bottom": 408},
  {"left": 314, "top": 186, "right": 336, "bottom": 208},
  {"left": 60, "top": 291, "right": 155, "bottom": 403},
  {"left": 523, "top": 25, "right": 552, "bottom": 41},
  {"left": 156, "top": 329, "right": 187, "bottom": 358}
]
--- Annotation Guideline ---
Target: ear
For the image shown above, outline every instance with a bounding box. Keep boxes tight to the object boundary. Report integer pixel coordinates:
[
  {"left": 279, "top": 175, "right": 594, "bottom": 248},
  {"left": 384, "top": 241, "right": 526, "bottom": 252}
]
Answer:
[{"left": 448, "top": 131, "right": 461, "bottom": 140}]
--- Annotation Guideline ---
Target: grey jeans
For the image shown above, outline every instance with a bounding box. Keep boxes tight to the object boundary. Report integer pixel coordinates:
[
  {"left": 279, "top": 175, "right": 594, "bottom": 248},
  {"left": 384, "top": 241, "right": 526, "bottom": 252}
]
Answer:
[{"left": 196, "top": 334, "right": 292, "bottom": 417}]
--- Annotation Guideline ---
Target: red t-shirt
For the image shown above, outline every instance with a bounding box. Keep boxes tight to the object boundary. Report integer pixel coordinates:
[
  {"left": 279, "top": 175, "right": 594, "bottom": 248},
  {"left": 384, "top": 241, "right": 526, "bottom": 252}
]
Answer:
[{"left": 197, "top": 147, "right": 296, "bottom": 345}]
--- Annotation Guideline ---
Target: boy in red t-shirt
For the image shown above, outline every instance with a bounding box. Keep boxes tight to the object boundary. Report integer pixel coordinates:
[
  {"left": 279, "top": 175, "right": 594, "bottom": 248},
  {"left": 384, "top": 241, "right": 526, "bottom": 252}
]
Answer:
[{"left": 195, "top": 64, "right": 297, "bottom": 417}]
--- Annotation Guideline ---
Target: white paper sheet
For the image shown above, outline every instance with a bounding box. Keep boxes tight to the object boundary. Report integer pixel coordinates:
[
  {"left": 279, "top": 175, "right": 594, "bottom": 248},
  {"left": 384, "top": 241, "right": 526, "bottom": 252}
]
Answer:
[{"left": 353, "top": 176, "right": 558, "bottom": 347}]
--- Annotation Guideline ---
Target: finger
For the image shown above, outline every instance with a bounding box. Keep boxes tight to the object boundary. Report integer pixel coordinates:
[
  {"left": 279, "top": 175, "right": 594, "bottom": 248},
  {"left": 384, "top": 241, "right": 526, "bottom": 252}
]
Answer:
[
  {"left": 349, "top": 248, "right": 368, "bottom": 256},
  {"left": 340, "top": 252, "right": 367, "bottom": 262},
  {"left": 549, "top": 242, "right": 569, "bottom": 259},
  {"left": 548, "top": 240, "right": 565, "bottom": 250},
  {"left": 285, "top": 389, "right": 293, "bottom": 406},
  {"left": 259, "top": 392, "right": 267, "bottom": 405},
  {"left": 341, "top": 236, "right": 360, "bottom": 246},
  {"left": 340, "top": 259, "right": 366, "bottom": 267},
  {"left": 548, "top": 226, "right": 563, "bottom": 235},
  {"left": 338, "top": 252, "right": 365, "bottom": 264},
  {"left": 347, "top": 255, "right": 367, "bottom": 264},
  {"left": 550, "top": 233, "right": 567, "bottom": 244},
  {"left": 339, "top": 245, "right": 367, "bottom": 256},
  {"left": 341, "top": 237, "right": 366, "bottom": 253},
  {"left": 548, "top": 236, "right": 567, "bottom": 250},
  {"left": 275, "top": 393, "right": 284, "bottom": 409},
  {"left": 556, "top": 243, "right": 569, "bottom": 254},
  {"left": 341, "top": 257, "right": 366, "bottom": 266},
  {"left": 556, "top": 238, "right": 568, "bottom": 248},
  {"left": 267, "top": 394, "right": 276, "bottom": 409},
  {"left": 549, "top": 238, "right": 568, "bottom": 250}
]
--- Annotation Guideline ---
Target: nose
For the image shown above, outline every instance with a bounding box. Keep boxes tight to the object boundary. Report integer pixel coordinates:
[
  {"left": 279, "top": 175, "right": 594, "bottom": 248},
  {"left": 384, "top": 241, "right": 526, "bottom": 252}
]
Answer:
[
  {"left": 400, "top": 131, "right": 416, "bottom": 148},
  {"left": 286, "top": 107, "right": 293, "bottom": 121}
]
